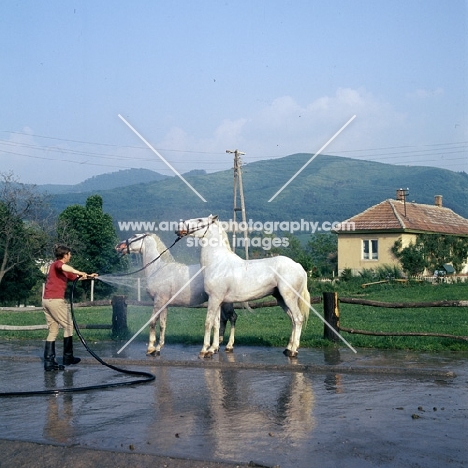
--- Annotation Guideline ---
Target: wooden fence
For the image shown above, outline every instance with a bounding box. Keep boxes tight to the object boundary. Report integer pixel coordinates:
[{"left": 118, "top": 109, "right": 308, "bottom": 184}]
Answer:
[
  {"left": 0, "top": 296, "right": 130, "bottom": 338},
  {"left": 322, "top": 292, "right": 468, "bottom": 343},
  {"left": 2, "top": 293, "right": 467, "bottom": 343}
]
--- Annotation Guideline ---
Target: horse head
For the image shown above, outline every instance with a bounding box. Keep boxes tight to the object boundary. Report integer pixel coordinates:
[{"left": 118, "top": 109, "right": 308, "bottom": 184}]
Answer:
[
  {"left": 115, "top": 233, "right": 149, "bottom": 256},
  {"left": 175, "top": 214, "right": 218, "bottom": 238}
]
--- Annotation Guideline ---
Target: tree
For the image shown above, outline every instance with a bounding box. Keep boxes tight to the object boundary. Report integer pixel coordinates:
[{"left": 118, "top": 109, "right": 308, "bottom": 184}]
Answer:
[
  {"left": 0, "top": 172, "right": 49, "bottom": 300},
  {"left": 391, "top": 234, "right": 468, "bottom": 276},
  {"left": 418, "top": 234, "right": 468, "bottom": 273},
  {"left": 306, "top": 233, "right": 337, "bottom": 277},
  {"left": 57, "top": 194, "right": 124, "bottom": 299},
  {"left": 391, "top": 238, "right": 427, "bottom": 276},
  {"left": 0, "top": 255, "right": 44, "bottom": 306},
  {"left": 269, "top": 234, "right": 314, "bottom": 272}
]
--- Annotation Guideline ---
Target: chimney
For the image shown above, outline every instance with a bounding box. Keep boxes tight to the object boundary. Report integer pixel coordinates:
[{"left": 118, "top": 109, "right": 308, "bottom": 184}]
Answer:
[
  {"left": 434, "top": 195, "right": 443, "bottom": 207},
  {"left": 396, "top": 188, "right": 408, "bottom": 201}
]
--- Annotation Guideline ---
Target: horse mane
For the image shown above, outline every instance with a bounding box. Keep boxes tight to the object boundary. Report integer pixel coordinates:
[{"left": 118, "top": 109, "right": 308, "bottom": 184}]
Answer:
[
  {"left": 148, "top": 233, "right": 176, "bottom": 263},
  {"left": 214, "top": 219, "right": 233, "bottom": 252}
]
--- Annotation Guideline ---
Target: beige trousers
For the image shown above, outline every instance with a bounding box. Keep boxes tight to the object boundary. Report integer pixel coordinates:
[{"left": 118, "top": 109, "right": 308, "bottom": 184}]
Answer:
[{"left": 42, "top": 298, "right": 74, "bottom": 341}]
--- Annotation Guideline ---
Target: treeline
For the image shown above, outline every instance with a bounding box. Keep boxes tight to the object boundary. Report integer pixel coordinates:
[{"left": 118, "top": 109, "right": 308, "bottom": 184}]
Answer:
[{"left": 0, "top": 173, "right": 126, "bottom": 306}]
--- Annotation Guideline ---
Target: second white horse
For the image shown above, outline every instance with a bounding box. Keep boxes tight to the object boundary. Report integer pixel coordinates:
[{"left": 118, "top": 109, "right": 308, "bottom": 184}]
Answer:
[{"left": 176, "top": 215, "right": 310, "bottom": 358}]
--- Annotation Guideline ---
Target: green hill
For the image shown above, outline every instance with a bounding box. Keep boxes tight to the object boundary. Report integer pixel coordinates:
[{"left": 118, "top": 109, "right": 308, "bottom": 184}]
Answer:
[
  {"left": 48, "top": 154, "right": 468, "bottom": 244},
  {"left": 39, "top": 168, "right": 169, "bottom": 194}
]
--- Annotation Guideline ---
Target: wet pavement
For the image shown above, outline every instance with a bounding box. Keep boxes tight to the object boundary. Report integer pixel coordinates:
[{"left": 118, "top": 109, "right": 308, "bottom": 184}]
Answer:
[{"left": 0, "top": 339, "right": 467, "bottom": 468}]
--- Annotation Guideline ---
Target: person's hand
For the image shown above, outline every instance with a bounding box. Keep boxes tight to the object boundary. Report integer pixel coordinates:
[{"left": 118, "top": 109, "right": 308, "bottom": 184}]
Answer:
[{"left": 79, "top": 273, "right": 98, "bottom": 280}]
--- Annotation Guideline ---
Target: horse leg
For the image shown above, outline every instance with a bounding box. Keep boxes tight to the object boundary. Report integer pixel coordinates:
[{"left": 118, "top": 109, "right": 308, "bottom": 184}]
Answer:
[
  {"left": 286, "top": 280, "right": 309, "bottom": 357},
  {"left": 219, "top": 304, "right": 228, "bottom": 344},
  {"left": 147, "top": 304, "right": 159, "bottom": 355},
  {"left": 285, "top": 298, "right": 304, "bottom": 358},
  {"left": 221, "top": 303, "right": 237, "bottom": 353},
  {"left": 155, "top": 308, "right": 168, "bottom": 355},
  {"left": 273, "top": 289, "right": 294, "bottom": 356},
  {"left": 278, "top": 290, "right": 303, "bottom": 358},
  {"left": 200, "top": 306, "right": 214, "bottom": 358},
  {"left": 200, "top": 299, "right": 222, "bottom": 358},
  {"left": 282, "top": 309, "right": 297, "bottom": 357}
]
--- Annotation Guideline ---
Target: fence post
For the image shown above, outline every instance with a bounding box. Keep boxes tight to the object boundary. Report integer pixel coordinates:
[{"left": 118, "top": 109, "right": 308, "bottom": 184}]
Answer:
[
  {"left": 111, "top": 295, "right": 129, "bottom": 339},
  {"left": 323, "top": 292, "right": 340, "bottom": 342}
]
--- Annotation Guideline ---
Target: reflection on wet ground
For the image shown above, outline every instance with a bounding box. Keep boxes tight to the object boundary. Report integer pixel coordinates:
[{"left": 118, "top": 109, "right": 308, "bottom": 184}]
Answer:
[{"left": 0, "top": 340, "right": 467, "bottom": 468}]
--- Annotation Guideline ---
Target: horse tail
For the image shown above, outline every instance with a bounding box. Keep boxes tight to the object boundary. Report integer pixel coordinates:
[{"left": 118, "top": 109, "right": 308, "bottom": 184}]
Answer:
[{"left": 299, "top": 279, "right": 310, "bottom": 328}]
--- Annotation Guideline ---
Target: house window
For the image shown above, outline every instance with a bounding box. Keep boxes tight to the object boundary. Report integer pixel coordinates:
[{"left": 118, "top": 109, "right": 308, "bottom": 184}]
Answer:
[{"left": 363, "top": 239, "right": 378, "bottom": 260}]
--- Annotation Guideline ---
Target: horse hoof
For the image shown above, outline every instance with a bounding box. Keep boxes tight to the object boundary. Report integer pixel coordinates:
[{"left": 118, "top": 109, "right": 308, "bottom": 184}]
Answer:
[
  {"left": 225, "top": 347, "right": 234, "bottom": 353},
  {"left": 283, "top": 349, "right": 298, "bottom": 358},
  {"left": 146, "top": 350, "right": 156, "bottom": 356}
]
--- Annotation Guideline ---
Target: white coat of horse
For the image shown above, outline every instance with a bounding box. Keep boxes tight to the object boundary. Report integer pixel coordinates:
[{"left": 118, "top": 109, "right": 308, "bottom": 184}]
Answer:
[
  {"left": 176, "top": 215, "right": 310, "bottom": 358},
  {"left": 116, "top": 233, "right": 237, "bottom": 355}
]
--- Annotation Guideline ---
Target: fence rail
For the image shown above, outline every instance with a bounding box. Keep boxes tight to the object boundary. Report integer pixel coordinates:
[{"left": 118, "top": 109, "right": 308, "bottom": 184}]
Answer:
[
  {"left": 338, "top": 327, "right": 468, "bottom": 342},
  {"left": 1, "top": 294, "right": 467, "bottom": 344},
  {"left": 323, "top": 293, "right": 468, "bottom": 343},
  {"left": 338, "top": 297, "right": 468, "bottom": 308}
]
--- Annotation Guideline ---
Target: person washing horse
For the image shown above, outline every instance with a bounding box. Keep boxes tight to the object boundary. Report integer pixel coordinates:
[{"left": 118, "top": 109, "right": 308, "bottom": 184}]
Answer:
[{"left": 42, "top": 244, "right": 98, "bottom": 371}]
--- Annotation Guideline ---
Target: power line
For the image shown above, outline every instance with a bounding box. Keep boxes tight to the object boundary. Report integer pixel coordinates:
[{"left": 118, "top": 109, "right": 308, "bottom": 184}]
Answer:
[
  {"left": 3, "top": 130, "right": 466, "bottom": 159},
  {"left": 1, "top": 130, "right": 466, "bottom": 170},
  {"left": 1, "top": 130, "right": 222, "bottom": 155},
  {"left": 1, "top": 146, "right": 466, "bottom": 175}
]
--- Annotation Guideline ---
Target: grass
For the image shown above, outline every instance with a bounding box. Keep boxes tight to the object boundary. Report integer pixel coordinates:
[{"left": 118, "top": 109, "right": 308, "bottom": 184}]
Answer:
[
  {"left": 1, "top": 280, "right": 467, "bottom": 352},
  {"left": 315, "top": 280, "right": 468, "bottom": 351}
]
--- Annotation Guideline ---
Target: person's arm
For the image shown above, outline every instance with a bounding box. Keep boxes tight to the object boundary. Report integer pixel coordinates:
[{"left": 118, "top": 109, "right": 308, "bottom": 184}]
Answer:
[{"left": 61, "top": 264, "right": 87, "bottom": 277}]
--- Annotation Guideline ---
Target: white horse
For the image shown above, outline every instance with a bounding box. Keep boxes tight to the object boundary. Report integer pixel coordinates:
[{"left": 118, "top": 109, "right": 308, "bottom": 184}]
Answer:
[
  {"left": 176, "top": 215, "right": 310, "bottom": 358},
  {"left": 116, "top": 233, "right": 237, "bottom": 355}
]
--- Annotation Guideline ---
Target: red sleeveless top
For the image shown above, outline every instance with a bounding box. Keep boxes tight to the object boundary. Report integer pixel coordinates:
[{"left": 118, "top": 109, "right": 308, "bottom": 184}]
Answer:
[{"left": 43, "top": 260, "right": 78, "bottom": 299}]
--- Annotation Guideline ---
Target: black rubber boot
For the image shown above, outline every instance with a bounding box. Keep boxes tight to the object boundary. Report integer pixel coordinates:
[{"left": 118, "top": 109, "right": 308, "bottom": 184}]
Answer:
[
  {"left": 44, "top": 341, "right": 65, "bottom": 371},
  {"left": 63, "top": 336, "right": 81, "bottom": 365}
]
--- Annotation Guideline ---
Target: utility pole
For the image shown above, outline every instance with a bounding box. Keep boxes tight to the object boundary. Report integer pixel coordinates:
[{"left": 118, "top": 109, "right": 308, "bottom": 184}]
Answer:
[
  {"left": 398, "top": 187, "right": 409, "bottom": 217},
  {"left": 226, "top": 149, "right": 249, "bottom": 259}
]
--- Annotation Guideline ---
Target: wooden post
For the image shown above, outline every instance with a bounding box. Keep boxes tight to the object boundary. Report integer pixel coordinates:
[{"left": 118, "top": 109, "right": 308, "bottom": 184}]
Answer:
[
  {"left": 111, "top": 295, "right": 129, "bottom": 338},
  {"left": 323, "top": 292, "right": 340, "bottom": 342}
]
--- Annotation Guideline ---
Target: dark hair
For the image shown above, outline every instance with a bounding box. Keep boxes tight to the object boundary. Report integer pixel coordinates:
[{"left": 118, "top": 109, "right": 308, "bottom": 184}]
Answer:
[{"left": 54, "top": 244, "right": 71, "bottom": 260}]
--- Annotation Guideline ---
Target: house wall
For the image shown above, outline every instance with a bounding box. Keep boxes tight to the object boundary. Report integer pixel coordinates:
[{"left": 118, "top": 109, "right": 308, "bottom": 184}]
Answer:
[{"left": 337, "top": 232, "right": 417, "bottom": 275}]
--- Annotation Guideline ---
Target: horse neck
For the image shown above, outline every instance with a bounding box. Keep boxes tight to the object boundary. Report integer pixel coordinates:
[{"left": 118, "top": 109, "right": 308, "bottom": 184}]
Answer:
[
  {"left": 200, "top": 223, "right": 235, "bottom": 264},
  {"left": 141, "top": 237, "right": 166, "bottom": 275}
]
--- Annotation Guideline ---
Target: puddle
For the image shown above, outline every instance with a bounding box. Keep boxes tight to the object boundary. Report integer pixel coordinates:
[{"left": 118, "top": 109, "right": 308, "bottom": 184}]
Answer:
[{"left": 0, "top": 341, "right": 467, "bottom": 467}]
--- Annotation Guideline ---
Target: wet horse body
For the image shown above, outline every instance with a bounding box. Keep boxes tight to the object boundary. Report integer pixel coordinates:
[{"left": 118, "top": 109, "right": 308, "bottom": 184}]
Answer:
[
  {"left": 176, "top": 215, "right": 310, "bottom": 358},
  {"left": 116, "top": 233, "right": 237, "bottom": 355}
]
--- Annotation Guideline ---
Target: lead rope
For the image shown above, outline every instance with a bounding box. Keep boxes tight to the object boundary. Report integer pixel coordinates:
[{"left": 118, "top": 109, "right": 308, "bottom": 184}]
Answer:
[
  {"left": 0, "top": 277, "right": 155, "bottom": 397},
  {"left": 114, "top": 235, "right": 183, "bottom": 277}
]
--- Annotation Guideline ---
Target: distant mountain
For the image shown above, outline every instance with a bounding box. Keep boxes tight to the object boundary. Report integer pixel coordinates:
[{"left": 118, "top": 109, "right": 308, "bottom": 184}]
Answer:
[
  {"left": 46, "top": 154, "right": 468, "bottom": 246},
  {"left": 38, "top": 168, "right": 170, "bottom": 194},
  {"left": 182, "top": 169, "right": 207, "bottom": 177}
]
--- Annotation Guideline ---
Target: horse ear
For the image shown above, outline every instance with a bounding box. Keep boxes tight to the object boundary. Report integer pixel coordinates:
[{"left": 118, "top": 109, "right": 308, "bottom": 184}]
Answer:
[{"left": 212, "top": 214, "right": 219, "bottom": 221}]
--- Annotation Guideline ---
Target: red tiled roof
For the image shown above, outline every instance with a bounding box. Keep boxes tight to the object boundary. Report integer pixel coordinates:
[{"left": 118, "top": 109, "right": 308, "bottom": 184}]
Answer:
[{"left": 336, "top": 199, "right": 468, "bottom": 236}]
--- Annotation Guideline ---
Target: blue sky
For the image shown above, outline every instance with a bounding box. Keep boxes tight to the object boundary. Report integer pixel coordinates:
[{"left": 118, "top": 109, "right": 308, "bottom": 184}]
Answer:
[{"left": 1, "top": 0, "right": 467, "bottom": 185}]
